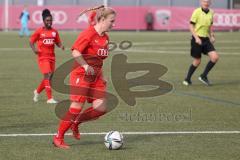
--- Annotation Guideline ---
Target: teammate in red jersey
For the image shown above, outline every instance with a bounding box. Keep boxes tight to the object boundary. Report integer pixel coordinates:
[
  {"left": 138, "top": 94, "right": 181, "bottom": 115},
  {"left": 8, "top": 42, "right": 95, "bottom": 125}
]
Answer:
[
  {"left": 30, "top": 9, "right": 64, "bottom": 104},
  {"left": 53, "top": 6, "right": 116, "bottom": 149}
]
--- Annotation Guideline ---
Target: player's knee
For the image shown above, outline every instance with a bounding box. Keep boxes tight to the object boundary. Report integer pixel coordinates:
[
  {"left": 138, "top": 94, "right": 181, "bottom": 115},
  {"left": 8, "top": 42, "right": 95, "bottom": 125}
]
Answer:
[
  {"left": 193, "top": 59, "right": 201, "bottom": 66},
  {"left": 70, "top": 101, "right": 83, "bottom": 109},
  {"left": 210, "top": 52, "right": 219, "bottom": 63},
  {"left": 44, "top": 73, "right": 52, "bottom": 79},
  {"left": 93, "top": 99, "right": 107, "bottom": 112}
]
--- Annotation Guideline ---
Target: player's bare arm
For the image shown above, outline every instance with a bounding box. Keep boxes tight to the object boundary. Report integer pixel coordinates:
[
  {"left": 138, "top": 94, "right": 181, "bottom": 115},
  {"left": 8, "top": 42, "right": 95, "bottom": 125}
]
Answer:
[
  {"left": 29, "top": 42, "right": 38, "bottom": 54},
  {"left": 56, "top": 42, "right": 65, "bottom": 50},
  {"left": 189, "top": 23, "right": 202, "bottom": 45},
  {"left": 209, "top": 25, "right": 215, "bottom": 43}
]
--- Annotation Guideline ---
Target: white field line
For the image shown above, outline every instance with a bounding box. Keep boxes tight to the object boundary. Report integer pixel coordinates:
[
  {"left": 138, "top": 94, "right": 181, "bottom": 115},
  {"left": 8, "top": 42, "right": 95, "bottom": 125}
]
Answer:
[
  {"left": 123, "top": 49, "right": 240, "bottom": 55},
  {"left": 133, "top": 40, "right": 240, "bottom": 45},
  {"left": 0, "top": 47, "right": 239, "bottom": 51},
  {"left": 0, "top": 131, "right": 240, "bottom": 137},
  {"left": 133, "top": 47, "right": 240, "bottom": 50},
  {"left": 0, "top": 48, "right": 239, "bottom": 55},
  {"left": 0, "top": 48, "right": 32, "bottom": 51},
  {"left": 0, "top": 39, "right": 240, "bottom": 51},
  {"left": 0, "top": 44, "right": 239, "bottom": 56},
  {"left": 0, "top": 48, "right": 67, "bottom": 51}
]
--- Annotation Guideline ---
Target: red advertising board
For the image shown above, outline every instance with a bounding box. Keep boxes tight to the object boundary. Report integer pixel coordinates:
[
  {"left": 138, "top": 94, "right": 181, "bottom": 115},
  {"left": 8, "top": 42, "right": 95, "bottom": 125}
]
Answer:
[{"left": 0, "top": 5, "right": 240, "bottom": 30}]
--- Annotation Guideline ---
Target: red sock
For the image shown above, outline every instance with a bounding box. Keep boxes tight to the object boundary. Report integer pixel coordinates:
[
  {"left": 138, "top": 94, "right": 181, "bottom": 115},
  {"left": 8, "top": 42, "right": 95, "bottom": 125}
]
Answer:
[
  {"left": 44, "top": 79, "right": 52, "bottom": 99},
  {"left": 56, "top": 107, "right": 82, "bottom": 139},
  {"left": 76, "top": 107, "right": 106, "bottom": 123},
  {"left": 36, "top": 79, "right": 45, "bottom": 93}
]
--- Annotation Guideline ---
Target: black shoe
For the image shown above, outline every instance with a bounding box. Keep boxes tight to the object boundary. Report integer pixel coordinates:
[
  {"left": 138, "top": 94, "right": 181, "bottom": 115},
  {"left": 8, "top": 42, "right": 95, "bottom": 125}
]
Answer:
[
  {"left": 183, "top": 79, "right": 192, "bottom": 86},
  {"left": 198, "top": 75, "right": 211, "bottom": 86}
]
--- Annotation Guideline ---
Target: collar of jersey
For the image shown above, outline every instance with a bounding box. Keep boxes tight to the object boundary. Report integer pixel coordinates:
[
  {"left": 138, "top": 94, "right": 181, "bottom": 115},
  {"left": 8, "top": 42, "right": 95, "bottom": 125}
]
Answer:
[
  {"left": 42, "top": 26, "right": 52, "bottom": 30},
  {"left": 91, "top": 25, "right": 105, "bottom": 37},
  {"left": 201, "top": 7, "right": 210, "bottom": 14}
]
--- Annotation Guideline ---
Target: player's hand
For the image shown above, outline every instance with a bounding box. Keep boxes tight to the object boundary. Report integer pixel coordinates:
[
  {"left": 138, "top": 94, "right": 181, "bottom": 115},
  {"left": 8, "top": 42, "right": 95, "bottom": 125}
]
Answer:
[
  {"left": 210, "top": 36, "right": 215, "bottom": 43},
  {"left": 83, "top": 64, "right": 95, "bottom": 75},
  {"left": 102, "top": 77, "right": 108, "bottom": 84},
  {"left": 61, "top": 45, "right": 65, "bottom": 50},
  {"left": 34, "top": 49, "right": 39, "bottom": 55},
  {"left": 195, "top": 37, "right": 202, "bottom": 45}
]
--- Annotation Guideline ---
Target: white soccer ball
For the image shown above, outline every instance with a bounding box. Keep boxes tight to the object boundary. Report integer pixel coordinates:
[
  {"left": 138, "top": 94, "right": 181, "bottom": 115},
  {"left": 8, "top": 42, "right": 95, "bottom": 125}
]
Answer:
[{"left": 104, "top": 131, "right": 123, "bottom": 150}]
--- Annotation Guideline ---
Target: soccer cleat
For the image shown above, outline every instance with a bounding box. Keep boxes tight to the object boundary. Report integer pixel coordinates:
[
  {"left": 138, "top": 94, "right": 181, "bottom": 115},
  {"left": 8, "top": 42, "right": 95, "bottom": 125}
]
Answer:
[
  {"left": 53, "top": 135, "right": 70, "bottom": 149},
  {"left": 47, "top": 98, "right": 58, "bottom": 104},
  {"left": 182, "top": 79, "right": 192, "bottom": 86},
  {"left": 198, "top": 75, "right": 211, "bottom": 86},
  {"left": 33, "top": 90, "right": 40, "bottom": 102},
  {"left": 71, "top": 124, "right": 81, "bottom": 140}
]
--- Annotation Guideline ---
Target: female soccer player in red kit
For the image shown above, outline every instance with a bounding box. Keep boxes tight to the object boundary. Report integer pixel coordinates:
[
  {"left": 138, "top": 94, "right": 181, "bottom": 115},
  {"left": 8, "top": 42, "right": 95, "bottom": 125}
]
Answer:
[
  {"left": 53, "top": 6, "right": 116, "bottom": 149},
  {"left": 30, "top": 9, "right": 64, "bottom": 104}
]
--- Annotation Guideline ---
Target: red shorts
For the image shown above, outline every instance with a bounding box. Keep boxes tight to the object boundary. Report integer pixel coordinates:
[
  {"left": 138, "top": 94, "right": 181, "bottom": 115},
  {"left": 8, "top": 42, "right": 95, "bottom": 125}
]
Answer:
[
  {"left": 38, "top": 60, "right": 55, "bottom": 74},
  {"left": 70, "top": 72, "right": 107, "bottom": 103}
]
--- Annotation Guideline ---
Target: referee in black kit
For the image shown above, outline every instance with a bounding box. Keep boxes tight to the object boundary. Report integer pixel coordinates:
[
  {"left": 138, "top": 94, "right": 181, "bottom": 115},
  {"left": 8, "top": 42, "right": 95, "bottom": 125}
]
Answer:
[{"left": 183, "top": 0, "right": 219, "bottom": 86}]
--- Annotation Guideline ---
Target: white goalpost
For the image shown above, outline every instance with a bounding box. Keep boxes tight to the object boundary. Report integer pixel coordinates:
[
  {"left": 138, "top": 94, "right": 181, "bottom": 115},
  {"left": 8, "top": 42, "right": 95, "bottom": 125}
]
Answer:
[
  {"left": 103, "top": 0, "right": 108, "bottom": 7},
  {"left": 4, "top": 0, "right": 9, "bottom": 32}
]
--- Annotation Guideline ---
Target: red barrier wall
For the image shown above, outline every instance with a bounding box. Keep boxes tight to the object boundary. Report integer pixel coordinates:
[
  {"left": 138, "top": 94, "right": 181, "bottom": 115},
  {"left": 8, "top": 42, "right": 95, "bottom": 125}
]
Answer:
[{"left": 1, "top": 5, "right": 240, "bottom": 30}]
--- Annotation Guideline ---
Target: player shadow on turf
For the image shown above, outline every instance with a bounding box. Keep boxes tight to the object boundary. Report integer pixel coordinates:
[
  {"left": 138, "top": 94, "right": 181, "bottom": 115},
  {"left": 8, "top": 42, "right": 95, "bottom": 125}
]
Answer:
[
  {"left": 70, "top": 139, "right": 129, "bottom": 150},
  {"left": 120, "top": 134, "right": 162, "bottom": 150},
  {"left": 70, "top": 139, "right": 102, "bottom": 146},
  {"left": 66, "top": 135, "right": 160, "bottom": 150}
]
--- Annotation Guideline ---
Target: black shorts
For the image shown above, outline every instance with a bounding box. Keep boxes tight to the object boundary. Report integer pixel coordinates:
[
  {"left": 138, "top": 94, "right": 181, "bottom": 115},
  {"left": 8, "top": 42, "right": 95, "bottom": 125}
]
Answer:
[{"left": 191, "top": 36, "right": 216, "bottom": 58}]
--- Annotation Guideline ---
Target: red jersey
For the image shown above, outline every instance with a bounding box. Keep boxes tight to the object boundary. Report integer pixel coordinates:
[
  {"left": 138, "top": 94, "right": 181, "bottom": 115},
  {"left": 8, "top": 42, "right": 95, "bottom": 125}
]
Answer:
[
  {"left": 71, "top": 26, "right": 109, "bottom": 75},
  {"left": 30, "top": 27, "right": 61, "bottom": 61}
]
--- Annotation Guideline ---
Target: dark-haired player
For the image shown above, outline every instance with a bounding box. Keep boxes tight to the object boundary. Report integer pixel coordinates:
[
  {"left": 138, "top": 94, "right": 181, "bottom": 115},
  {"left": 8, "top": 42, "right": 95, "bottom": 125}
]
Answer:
[{"left": 30, "top": 9, "right": 64, "bottom": 103}]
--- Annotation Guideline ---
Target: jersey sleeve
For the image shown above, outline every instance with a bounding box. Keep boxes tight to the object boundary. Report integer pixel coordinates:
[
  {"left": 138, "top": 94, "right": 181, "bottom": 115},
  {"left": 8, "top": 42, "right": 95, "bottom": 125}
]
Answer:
[
  {"left": 71, "top": 33, "right": 90, "bottom": 53},
  {"left": 190, "top": 9, "right": 199, "bottom": 24},
  {"left": 30, "top": 29, "right": 40, "bottom": 44}
]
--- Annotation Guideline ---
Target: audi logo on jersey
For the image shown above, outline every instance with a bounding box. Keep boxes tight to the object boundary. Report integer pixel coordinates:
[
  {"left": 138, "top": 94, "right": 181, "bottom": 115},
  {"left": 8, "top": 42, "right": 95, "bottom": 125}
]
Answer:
[
  {"left": 43, "top": 38, "right": 55, "bottom": 45},
  {"left": 97, "top": 49, "right": 109, "bottom": 57}
]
